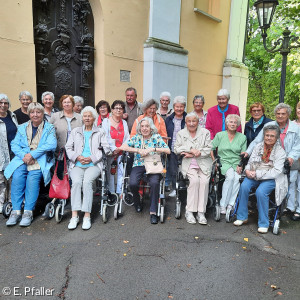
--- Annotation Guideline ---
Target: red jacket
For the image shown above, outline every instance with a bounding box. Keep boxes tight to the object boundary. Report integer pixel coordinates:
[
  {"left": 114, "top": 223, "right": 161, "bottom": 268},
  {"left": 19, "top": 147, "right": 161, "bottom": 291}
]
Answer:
[{"left": 205, "top": 104, "right": 242, "bottom": 139}]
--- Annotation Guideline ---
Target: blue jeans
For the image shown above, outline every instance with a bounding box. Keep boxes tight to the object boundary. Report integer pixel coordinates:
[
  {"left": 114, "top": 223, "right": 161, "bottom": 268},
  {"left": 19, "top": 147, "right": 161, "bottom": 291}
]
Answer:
[
  {"left": 237, "top": 178, "right": 275, "bottom": 228},
  {"left": 11, "top": 164, "right": 43, "bottom": 211}
]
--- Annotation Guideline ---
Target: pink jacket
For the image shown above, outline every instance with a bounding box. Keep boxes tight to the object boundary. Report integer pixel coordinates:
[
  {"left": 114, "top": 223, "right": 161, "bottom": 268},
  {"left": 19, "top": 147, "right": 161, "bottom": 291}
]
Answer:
[{"left": 205, "top": 104, "right": 242, "bottom": 139}]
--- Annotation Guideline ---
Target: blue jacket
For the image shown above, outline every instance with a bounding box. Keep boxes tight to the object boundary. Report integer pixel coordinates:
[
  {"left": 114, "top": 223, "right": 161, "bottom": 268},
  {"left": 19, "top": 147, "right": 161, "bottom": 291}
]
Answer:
[
  {"left": 244, "top": 115, "right": 272, "bottom": 146},
  {"left": 165, "top": 112, "right": 187, "bottom": 150},
  {"left": 4, "top": 121, "right": 57, "bottom": 185}
]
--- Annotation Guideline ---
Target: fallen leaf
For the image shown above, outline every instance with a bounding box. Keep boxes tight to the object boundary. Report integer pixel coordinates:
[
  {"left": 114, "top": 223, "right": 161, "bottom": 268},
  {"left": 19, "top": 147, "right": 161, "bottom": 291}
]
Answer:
[
  {"left": 242, "top": 247, "right": 247, "bottom": 249},
  {"left": 167, "top": 217, "right": 171, "bottom": 220},
  {"left": 187, "top": 264, "right": 191, "bottom": 268},
  {"left": 168, "top": 296, "right": 173, "bottom": 299},
  {"left": 26, "top": 275, "right": 35, "bottom": 279},
  {"left": 268, "top": 267, "right": 273, "bottom": 271},
  {"left": 96, "top": 273, "right": 105, "bottom": 284},
  {"left": 121, "top": 224, "right": 125, "bottom": 226},
  {"left": 19, "top": 241, "right": 22, "bottom": 244},
  {"left": 264, "top": 246, "right": 272, "bottom": 249},
  {"left": 0, "top": 234, "right": 2, "bottom": 236},
  {"left": 97, "top": 243, "right": 101, "bottom": 246},
  {"left": 282, "top": 231, "right": 287, "bottom": 234},
  {"left": 277, "top": 292, "right": 283, "bottom": 295},
  {"left": 244, "top": 238, "right": 248, "bottom": 242},
  {"left": 123, "top": 240, "right": 129, "bottom": 244},
  {"left": 90, "top": 281, "right": 94, "bottom": 284},
  {"left": 123, "top": 253, "right": 127, "bottom": 256},
  {"left": 145, "top": 290, "right": 150, "bottom": 294},
  {"left": 194, "top": 236, "right": 199, "bottom": 240}
]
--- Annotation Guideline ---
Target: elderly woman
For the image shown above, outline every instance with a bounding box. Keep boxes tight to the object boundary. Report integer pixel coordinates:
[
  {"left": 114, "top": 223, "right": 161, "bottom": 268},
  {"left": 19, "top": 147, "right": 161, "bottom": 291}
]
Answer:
[
  {"left": 4, "top": 103, "right": 57, "bottom": 227},
  {"left": 65, "top": 106, "right": 110, "bottom": 230},
  {"left": 0, "top": 94, "right": 18, "bottom": 213},
  {"left": 212, "top": 114, "right": 247, "bottom": 214},
  {"left": 50, "top": 95, "right": 82, "bottom": 151},
  {"left": 119, "top": 117, "right": 170, "bottom": 224},
  {"left": 245, "top": 103, "right": 300, "bottom": 215},
  {"left": 157, "top": 91, "right": 173, "bottom": 120},
  {"left": 244, "top": 102, "right": 272, "bottom": 146},
  {"left": 192, "top": 95, "right": 207, "bottom": 128},
  {"left": 73, "top": 96, "right": 84, "bottom": 114},
  {"left": 102, "top": 100, "right": 129, "bottom": 195},
  {"left": 234, "top": 124, "right": 287, "bottom": 233},
  {"left": 130, "top": 98, "right": 167, "bottom": 139},
  {"left": 95, "top": 100, "right": 111, "bottom": 126},
  {"left": 290, "top": 101, "right": 300, "bottom": 221},
  {"left": 174, "top": 112, "right": 212, "bottom": 225},
  {"left": 13, "top": 91, "right": 33, "bottom": 124},
  {"left": 41, "top": 91, "right": 59, "bottom": 122},
  {"left": 205, "top": 89, "right": 241, "bottom": 139},
  {"left": 165, "top": 95, "right": 187, "bottom": 197}
]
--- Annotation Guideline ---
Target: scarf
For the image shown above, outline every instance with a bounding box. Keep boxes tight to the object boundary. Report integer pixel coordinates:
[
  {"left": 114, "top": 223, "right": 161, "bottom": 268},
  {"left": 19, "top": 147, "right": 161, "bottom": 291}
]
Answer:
[{"left": 217, "top": 104, "right": 229, "bottom": 131}]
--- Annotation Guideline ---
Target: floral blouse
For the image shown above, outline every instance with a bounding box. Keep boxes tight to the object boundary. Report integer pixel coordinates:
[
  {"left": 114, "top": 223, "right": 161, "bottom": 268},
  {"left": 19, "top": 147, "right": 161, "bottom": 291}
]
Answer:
[{"left": 127, "top": 133, "right": 169, "bottom": 167}]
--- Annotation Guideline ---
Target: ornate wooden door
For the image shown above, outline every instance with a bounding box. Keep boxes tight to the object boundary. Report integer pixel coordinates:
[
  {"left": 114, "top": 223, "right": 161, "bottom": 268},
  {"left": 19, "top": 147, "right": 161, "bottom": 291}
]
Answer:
[{"left": 33, "top": 0, "right": 95, "bottom": 107}]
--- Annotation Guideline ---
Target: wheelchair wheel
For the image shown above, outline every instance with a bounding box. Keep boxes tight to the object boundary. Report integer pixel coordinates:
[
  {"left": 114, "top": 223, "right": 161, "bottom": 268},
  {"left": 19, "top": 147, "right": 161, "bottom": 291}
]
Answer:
[
  {"left": 2, "top": 202, "right": 12, "bottom": 218},
  {"left": 225, "top": 207, "right": 234, "bottom": 223},
  {"left": 55, "top": 204, "right": 63, "bottom": 223},
  {"left": 213, "top": 205, "right": 221, "bottom": 222},
  {"left": 107, "top": 193, "right": 118, "bottom": 206},
  {"left": 273, "top": 219, "right": 280, "bottom": 235},
  {"left": 114, "top": 202, "right": 123, "bottom": 220},
  {"left": 44, "top": 202, "right": 55, "bottom": 219},
  {"left": 124, "top": 192, "right": 134, "bottom": 206},
  {"left": 102, "top": 204, "right": 108, "bottom": 223},
  {"left": 160, "top": 205, "right": 164, "bottom": 223},
  {"left": 175, "top": 201, "right": 181, "bottom": 219}
]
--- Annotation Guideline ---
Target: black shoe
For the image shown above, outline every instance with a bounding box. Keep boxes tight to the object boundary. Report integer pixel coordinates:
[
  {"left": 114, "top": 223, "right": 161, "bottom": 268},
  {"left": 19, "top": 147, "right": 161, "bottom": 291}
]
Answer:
[
  {"left": 150, "top": 214, "right": 158, "bottom": 224},
  {"left": 135, "top": 204, "right": 142, "bottom": 213},
  {"left": 291, "top": 213, "right": 300, "bottom": 221}
]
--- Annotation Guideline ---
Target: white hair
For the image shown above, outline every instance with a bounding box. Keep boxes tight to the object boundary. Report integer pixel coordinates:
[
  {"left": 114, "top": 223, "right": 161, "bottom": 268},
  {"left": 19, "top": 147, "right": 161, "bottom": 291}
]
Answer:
[
  {"left": 185, "top": 112, "right": 199, "bottom": 122},
  {"left": 274, "top": 103, "right": 292, "bottom": 116},
  {"left": 160, "top": 91, "right": 171, "bottom": 100},
  {"left": 136, "top": 117, "right": 158, "bottom": 135},
  {"left": 217, "top": 89, "right": 230, "bottom": 100},
  {"left": 41, "top": 91, "right": 54, "bottom": 102},
  {"left": 142, "top": 98, "right": 159, "bottom": 113},
  {"left": 0, "top": 93, "right": 10, "bottom": 108},
  {"left": 74, "top": 95, "right": 84, "bottom": 105},
  {"left": 225, "top": 114, "right": 241, "bottom": 127},
  {"left": 81, "top": 106, "right": 98, "bottom": 119},
  {"left": 173, "top": 96, "right": 186, "bottom": 107},
  {"left": 19, "top": 91, "right": 33, "bottom": 101},
  {"left": 27, "top": 102, "right": 44, "bottom": 114}
]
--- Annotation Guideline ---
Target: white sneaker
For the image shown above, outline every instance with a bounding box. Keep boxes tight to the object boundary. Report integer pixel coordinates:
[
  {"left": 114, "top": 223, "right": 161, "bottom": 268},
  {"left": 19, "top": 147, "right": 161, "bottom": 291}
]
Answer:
[
  {"left": 220, "top": 206, "right": 226, "bottom": 215},
  {"left": 185, "top": 211, "right": 196, "bottom": 224},
  {"left": 82, "top": 217, "right": 91, "bottom": 230},
  {"left": 196, "top": 212, "right": 207, "bottom": 225},
  {"left": 258, "top": 227, "right": 268, "bottom": 234},
  {"left": 233, "top": 219, "right": 248, "bottom": 226},
  {"left": 169, "top": 190, "right": 176, "bottom": 198},
  {"left": 68, "top": 216, "right": 79, "bottom": 230}
]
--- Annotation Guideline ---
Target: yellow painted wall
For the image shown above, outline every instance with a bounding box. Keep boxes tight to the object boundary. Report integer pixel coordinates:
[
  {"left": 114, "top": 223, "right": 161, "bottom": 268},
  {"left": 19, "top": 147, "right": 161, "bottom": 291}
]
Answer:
[
  {"left": 180, "top": 0, "right": 231, "bottom": 112},
  {"left": 90, "top": 0, "right": 149, "bottom": 104},
  {"left": 0, "top": 0, "right": 233, "bottom": 110},
  {"left": 0, "top": 0, "right": 36, "bottom": 110}
]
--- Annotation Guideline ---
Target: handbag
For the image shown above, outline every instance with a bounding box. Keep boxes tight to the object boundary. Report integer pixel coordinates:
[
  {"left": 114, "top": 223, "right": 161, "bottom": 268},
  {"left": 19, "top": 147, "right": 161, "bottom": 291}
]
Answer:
[
  {"left": 49, "top": 149, "right": 70, "bottom": 199},
  {"left": 142, "top": 137, "right": 164, "bottom": 174}
]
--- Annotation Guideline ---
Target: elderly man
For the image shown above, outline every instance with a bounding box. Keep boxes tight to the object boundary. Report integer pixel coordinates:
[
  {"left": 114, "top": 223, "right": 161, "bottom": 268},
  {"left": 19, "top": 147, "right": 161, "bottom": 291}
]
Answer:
[
  {"left": 157, "top": 91, "right": 173, "bottom": 120},
  {"left": 13, "top": 91, "right": 33, "bottom": 124},
  {"left": 244, "top": 103, "right": 300, "bottom": 213},
  {"left": 123, "top": 87, "right": 142, "bottom": 133},
  {"left": 205, "top": 89, "right": 241, "bottom": 139}
]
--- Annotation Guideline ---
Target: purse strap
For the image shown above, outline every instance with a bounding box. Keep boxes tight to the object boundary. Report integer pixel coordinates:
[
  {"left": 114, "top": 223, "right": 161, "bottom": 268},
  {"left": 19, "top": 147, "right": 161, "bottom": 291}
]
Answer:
[{"left": 54, "top": 148, "right": 68, "bottom": 176}]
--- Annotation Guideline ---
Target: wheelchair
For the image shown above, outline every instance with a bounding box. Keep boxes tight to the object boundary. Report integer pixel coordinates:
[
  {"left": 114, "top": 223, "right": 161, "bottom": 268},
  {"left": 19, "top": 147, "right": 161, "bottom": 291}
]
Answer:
[
  {"left": 113, "top": 152, "right": 134, "bottom": 220},
  {"left": 118, "top": 152, "right": 168, "bottom": 223},
  {"left": 226, "top": 155, "right": 290, "bottom": 235},
  {"left": 207, "top": 152, "right": 225, "bottom": 222},
  {"left": 96, "top": 146, "right": 118, "bottom": 223}
]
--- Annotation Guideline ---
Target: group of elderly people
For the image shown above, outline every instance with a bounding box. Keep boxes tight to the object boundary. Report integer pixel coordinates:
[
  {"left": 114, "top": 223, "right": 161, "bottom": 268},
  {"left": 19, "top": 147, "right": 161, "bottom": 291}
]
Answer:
[{"left": 0, "top": 88, "right": 299, "bottom": 231}]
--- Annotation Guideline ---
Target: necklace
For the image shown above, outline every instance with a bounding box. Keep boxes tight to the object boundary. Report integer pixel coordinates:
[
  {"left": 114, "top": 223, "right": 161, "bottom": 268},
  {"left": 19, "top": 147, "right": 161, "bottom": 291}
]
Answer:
[{"left": 112, "top": 116, "right": 120, "bottom": 123}]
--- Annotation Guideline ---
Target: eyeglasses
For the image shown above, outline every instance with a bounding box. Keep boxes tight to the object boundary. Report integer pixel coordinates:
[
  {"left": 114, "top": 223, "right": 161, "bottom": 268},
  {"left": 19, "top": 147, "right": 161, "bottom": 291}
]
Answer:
[
  {"left": 252, "top": 109, "right": 262, "bottom": 113},
  {"left": 194, "top": 102, "right": 203, "bottom": 105},
  {"left": 114, "top": 107, "right": 123, "bottom": 111},
  {"left": 0, "top": 102, "right": 9, "bottom": 106}
]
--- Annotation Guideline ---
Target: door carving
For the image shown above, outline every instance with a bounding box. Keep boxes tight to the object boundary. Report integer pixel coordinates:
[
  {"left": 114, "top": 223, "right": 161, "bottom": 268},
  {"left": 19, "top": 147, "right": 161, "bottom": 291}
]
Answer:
[{"left": 33, "top": 0, "right": 95, "bottom": 106}]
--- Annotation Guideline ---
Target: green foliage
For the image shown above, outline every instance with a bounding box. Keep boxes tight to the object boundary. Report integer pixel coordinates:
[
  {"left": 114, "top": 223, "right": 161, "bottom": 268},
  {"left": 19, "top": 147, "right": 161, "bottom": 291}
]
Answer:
[{"left": 245, "top": 0, "right": 300, "bottom": 120}]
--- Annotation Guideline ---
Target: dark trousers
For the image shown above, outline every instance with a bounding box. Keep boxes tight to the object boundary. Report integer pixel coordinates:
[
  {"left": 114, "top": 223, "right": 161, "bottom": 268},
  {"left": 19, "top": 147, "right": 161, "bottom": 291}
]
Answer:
[
  {"left": 130, "top": 166, "right": 160, "bottom": 214},
  {"left": 126, "top": 153, "right": 134, "bottom": 176}
]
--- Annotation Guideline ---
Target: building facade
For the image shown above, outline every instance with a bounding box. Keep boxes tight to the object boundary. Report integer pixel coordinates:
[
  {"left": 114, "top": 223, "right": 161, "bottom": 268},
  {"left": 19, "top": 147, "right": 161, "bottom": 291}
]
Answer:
[{"left": 0, "top": 0, "right": 249, "bottom": 120}]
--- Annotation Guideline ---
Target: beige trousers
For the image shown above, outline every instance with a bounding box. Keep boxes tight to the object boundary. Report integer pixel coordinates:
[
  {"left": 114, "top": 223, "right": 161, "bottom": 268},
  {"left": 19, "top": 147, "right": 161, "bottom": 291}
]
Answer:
[{"left": 186, "top": 168, "right": 210, "bottom": 213}]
